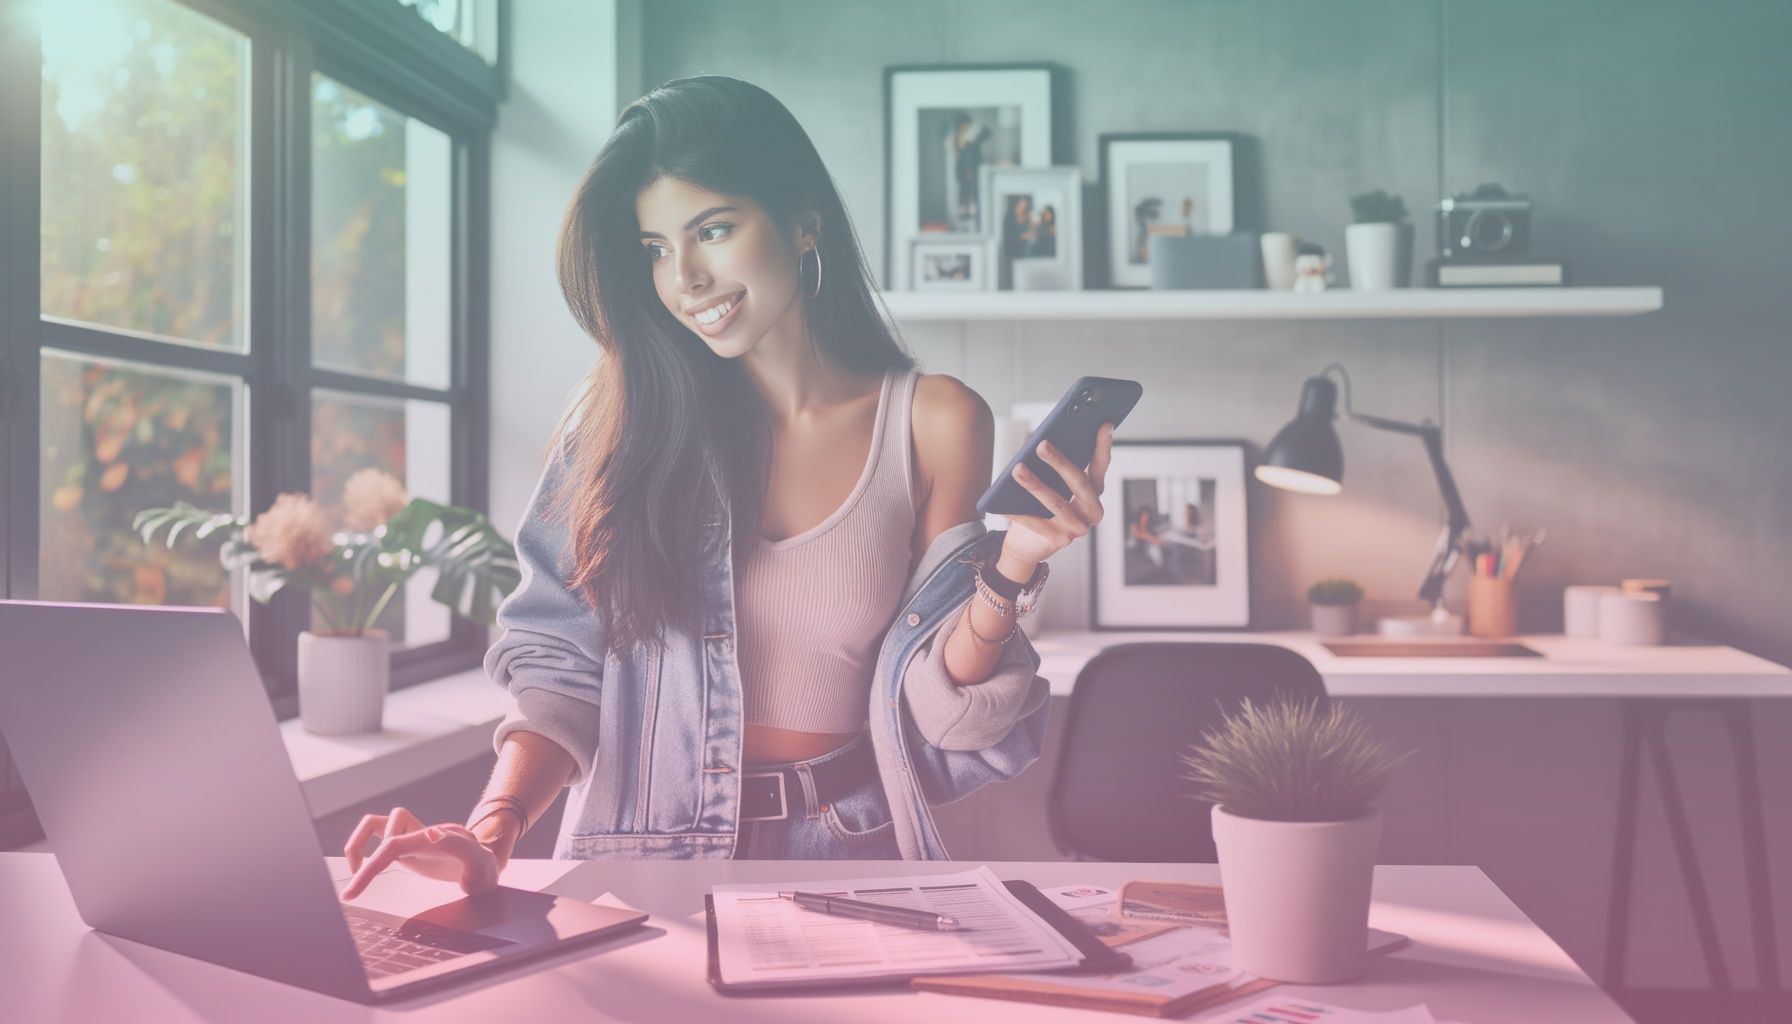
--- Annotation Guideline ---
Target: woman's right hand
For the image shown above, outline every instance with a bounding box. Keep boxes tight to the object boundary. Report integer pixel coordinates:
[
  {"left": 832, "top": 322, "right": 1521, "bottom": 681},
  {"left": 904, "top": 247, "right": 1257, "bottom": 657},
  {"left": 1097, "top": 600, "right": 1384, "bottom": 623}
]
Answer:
[{"left": 340, "top": 805, "right": 502, "bottom": 900}]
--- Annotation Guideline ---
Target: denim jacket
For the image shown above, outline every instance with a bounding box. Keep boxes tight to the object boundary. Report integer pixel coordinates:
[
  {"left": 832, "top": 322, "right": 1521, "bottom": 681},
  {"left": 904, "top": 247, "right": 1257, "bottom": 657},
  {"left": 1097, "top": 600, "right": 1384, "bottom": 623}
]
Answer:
[{"left": 484, "top": 442, "right": 1051, "bottom": 860}]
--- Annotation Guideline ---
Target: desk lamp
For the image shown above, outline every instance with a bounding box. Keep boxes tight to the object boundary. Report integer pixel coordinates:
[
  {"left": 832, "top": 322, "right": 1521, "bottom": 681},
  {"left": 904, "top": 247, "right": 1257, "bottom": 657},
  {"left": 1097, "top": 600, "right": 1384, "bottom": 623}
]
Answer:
[{"left": 1256, "top": 363, "right": 1469, "bottom": 636}]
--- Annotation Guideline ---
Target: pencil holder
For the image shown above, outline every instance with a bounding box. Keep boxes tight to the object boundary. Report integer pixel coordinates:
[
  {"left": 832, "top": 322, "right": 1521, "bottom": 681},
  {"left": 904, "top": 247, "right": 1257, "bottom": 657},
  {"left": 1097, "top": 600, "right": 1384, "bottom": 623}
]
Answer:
[{"left": 1467, "top": 576, "right": 1518, "bottom": 638}]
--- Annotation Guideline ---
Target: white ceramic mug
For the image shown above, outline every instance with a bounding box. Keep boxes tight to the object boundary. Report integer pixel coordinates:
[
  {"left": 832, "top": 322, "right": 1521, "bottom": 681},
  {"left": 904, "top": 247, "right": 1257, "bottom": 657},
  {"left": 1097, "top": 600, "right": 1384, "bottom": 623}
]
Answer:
[
  {"left": 1260, "top": 232, "right": 1298, "bottom": 290},
  {"left": 1563, "top": 584, "right": 1620, "bottom": 638},
  {"left": 1599, "top": 590, "right": 1666, "bottom": 645}
]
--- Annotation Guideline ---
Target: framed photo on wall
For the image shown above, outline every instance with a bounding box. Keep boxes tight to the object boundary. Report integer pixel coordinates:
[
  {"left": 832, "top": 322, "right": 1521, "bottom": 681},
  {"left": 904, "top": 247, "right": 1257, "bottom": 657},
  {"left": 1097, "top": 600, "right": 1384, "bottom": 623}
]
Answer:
[
  {"left": 884, "top": 63, "right": 1056, "bottom": 291},
  {"left": 1099, "top": 132, "right": 1238, "bottom": 288},
  {"left": 1091, "top": 439, "right": 1252, "bottom": 630},
  {"left": 909, "top": 235, "right": 997, "bottom": 291},
  {"left": 981, "top": 165, "right": 1083, "bottom": 291}
]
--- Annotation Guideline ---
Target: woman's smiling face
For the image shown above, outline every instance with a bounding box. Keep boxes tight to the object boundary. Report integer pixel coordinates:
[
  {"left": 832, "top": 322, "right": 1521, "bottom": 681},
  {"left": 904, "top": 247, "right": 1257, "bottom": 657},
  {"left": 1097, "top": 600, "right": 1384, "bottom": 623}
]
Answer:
[{"left": 636, "top": 177, "right": 809, "bottom": 357}]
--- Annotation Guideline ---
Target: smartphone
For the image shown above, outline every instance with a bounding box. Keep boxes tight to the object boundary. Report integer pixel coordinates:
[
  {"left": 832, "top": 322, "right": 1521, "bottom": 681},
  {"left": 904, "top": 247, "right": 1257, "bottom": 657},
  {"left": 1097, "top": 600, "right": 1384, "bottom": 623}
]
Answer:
[{"left": 977, "top": 376, "right": 1143, "bottom": 519}]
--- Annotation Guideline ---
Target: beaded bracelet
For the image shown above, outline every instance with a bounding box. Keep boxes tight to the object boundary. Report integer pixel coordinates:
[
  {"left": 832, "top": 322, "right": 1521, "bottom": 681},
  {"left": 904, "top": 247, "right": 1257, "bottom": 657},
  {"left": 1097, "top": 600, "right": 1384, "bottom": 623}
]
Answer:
[{"left": 972, "top": 570, "right": 1016, "bottom": 617}]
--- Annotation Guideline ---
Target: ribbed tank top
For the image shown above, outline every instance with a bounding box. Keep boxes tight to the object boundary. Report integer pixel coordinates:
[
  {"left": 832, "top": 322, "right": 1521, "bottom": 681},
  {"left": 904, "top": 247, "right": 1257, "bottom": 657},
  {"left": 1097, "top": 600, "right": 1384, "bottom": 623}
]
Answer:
[{"left": 735, "top": 367, "right": 920, "bottom": 734}]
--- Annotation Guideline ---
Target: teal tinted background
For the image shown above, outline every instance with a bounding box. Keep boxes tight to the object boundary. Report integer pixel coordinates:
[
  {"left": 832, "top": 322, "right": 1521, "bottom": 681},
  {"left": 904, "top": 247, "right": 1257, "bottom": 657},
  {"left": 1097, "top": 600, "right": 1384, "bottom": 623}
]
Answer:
[{"left": 485, "top": 0, "right": 1792, "bottom": 999}]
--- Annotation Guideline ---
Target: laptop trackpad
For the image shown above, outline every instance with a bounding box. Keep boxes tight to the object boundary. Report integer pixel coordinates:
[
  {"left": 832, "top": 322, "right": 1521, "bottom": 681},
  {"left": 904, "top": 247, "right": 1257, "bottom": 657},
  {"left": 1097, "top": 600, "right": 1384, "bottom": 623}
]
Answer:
[{"left": 339, "top": 868, "right": 643, "bottom": 945}]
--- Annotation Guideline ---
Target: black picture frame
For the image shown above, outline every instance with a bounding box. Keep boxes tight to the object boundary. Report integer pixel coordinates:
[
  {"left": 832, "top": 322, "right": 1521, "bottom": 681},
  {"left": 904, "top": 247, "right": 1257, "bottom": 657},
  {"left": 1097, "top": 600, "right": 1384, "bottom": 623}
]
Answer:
[
  {"left": 1097, "top": 131, "right": 1241, "bottom": 289},
  {"left": 1090, "top": 438, "right": 1254, "bottom": 631}
]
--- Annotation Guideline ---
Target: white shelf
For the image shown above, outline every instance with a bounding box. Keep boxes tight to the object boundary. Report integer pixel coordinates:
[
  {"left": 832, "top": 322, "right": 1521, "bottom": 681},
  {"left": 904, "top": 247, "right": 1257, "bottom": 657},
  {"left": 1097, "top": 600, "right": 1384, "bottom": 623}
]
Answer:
[
  {"left": 879, "top": 286, "right": 1662, "bottom": 322},
  {"left": 1028, "top": 629, "right": 1792, "bottom": 699}
]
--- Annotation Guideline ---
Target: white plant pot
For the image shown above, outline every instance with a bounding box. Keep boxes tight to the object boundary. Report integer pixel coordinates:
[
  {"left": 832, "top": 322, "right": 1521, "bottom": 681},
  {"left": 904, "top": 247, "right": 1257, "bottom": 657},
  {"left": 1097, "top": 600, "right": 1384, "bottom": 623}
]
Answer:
[
  {"left": 1211, "top": 804, "right": 1381, "bottom": 983},
  {"left": 1345, "top": 222, "right": 1400, "bottom": 291},
  {"left": 297, "top": 630, "right": 390, "bottom": 735},
  {"left": 1309, "top": 602, "right": 1358, "bottom": 637}
]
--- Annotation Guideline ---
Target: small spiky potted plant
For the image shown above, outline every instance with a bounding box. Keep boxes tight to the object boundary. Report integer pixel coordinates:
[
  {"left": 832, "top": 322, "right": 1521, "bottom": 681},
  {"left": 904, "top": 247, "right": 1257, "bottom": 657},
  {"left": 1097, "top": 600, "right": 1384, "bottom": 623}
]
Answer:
[
  {"left": 1345, "top": 188, "right": 1412, "bottom": 290},
  {"left": 135, "top": 469, "right": 519, "bottom": 735},
  {"left": 1306, "top": 577, "right": 1365, "bottom": 637},
  {"left": 1183, "top": 697, "right": 1408, "bottom": 983}
]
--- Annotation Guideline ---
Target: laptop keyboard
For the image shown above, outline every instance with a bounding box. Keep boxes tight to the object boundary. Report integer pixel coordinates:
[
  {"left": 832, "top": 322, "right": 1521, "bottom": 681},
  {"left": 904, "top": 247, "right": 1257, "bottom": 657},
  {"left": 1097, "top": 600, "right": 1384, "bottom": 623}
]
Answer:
[{"left": 344, "top": 907, "right": 510, "bottom": 978}]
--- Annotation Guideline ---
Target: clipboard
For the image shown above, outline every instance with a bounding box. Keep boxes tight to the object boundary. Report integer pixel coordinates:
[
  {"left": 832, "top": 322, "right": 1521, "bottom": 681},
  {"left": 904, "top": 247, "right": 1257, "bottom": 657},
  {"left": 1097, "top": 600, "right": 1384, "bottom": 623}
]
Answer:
[{"left": 704, "top": 879, "right": 1132, "bottom": 993}]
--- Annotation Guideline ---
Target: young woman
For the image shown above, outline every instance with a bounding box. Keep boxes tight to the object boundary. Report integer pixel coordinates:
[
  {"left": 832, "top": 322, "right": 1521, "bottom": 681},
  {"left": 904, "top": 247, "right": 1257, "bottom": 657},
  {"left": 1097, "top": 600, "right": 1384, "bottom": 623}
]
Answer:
[{"left": 339, "top": 77, "right": 1114, "bottom": 898}]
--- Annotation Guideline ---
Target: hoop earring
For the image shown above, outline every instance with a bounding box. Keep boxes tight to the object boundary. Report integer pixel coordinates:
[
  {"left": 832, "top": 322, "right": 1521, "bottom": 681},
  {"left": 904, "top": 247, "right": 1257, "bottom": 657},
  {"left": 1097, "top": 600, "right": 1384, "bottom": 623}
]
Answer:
[{"left": 800, "top": 246, "right": 822, "bottom": 300}]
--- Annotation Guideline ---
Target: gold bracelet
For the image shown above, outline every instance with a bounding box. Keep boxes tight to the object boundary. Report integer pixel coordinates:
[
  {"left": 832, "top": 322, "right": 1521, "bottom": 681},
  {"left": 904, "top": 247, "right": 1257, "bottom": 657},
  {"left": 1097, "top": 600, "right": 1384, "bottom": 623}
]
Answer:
[
  {"left": 473, "top": 793, "right": 530, "bottom": 819},
  {"left": 469, "top": 794, "right": 531, "bottom": 830},
  {"left": 961, "top": 599, "right": 1018, "bottom": 646},
  {"left": 468, "top": 804, "right": 528, "bottom": 846}
]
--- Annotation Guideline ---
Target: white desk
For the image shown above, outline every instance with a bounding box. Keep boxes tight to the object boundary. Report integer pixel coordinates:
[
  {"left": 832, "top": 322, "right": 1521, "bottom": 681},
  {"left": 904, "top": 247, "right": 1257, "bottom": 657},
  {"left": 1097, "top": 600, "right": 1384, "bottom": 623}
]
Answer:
[
  {"left": 1029, "top": 629, "right": 1792, "bottom": 698},
  {"left": 0, "top": 852, "right": 1634, "bottom": 1022},
  {"left": 1025, "top": 630, "right": 1790, "bottom": 1001}
]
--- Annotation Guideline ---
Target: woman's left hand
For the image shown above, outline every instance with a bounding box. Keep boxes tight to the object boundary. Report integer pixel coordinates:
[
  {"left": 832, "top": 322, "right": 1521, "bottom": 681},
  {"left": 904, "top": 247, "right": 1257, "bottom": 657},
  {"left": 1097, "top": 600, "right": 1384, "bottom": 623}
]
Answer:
[{"left": 998, "top": 421, "right": 1115, "bottom": 571}]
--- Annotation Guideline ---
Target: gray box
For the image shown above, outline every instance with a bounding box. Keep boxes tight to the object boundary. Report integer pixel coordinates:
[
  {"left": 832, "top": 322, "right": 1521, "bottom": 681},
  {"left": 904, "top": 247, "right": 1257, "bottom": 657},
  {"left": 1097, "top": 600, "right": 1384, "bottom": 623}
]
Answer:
[{"left": 1147, "top": 232, "right": 1263, "bottom": 289}]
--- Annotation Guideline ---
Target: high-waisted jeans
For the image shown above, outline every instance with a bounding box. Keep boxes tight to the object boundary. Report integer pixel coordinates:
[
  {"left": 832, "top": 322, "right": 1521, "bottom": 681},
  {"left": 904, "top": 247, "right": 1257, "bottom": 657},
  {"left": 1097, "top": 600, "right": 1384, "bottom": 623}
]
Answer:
[{"left": 733, "top": 732, "right": 902, "bottom": 859}]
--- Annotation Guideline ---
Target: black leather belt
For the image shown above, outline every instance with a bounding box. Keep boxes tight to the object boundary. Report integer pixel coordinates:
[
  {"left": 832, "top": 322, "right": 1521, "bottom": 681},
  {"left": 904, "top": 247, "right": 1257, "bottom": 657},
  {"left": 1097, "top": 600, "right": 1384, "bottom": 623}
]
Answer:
[{"left": 739, "top": 737, "right": 877, "bottom": 822}]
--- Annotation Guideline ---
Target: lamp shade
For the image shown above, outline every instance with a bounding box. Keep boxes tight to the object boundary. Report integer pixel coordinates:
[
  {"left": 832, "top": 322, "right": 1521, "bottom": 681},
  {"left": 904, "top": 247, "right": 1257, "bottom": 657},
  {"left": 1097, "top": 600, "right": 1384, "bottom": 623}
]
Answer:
[{"left": 1255, "top": 375, "right": 1344, "bottom": 495}]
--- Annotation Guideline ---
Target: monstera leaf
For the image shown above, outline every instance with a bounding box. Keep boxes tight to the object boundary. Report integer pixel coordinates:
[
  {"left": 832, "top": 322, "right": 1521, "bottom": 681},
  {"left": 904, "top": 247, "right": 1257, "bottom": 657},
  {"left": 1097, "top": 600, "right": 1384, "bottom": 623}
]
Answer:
[
  {"left": 134, "top": 503, "right": 295, "bottom": 604},
  {"left": 378, "top": 498, "right": 521, "bottom": 627}
]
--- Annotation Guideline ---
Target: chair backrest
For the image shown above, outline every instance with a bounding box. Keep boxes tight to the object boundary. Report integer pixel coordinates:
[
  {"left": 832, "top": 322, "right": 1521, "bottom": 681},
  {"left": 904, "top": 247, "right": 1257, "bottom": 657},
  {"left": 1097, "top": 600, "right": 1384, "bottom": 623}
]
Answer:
[{"left": 1047, "top": 642, "right": 1327, "bottom": 862}]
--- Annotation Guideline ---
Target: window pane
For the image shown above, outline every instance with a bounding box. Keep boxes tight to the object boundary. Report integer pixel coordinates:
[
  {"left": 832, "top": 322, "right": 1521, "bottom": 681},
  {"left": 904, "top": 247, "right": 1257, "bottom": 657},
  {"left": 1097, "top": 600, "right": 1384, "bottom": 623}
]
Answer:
[
  {"left": 39, "top": 350, "right": 245, "bottom": 615},
  {"left": 311, "top": 76, "right": 452, "bottom": 389},
  {"left": 39, "top": 0, "right": 250, "bottom": 350},
  {"left": 311, "top": 391, "right": 453, "bottom": 648},
  {"left": 398, "top": 0, "right": 500, "bottom": 65}
]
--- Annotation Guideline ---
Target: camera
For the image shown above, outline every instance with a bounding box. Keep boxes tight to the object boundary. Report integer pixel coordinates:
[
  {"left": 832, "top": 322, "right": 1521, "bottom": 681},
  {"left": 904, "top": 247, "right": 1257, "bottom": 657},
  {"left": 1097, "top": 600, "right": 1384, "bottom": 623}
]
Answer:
[
  {"left": 1435, "top": 183, "right": 1531, "bottom": 259},
  {"left": 1070, "top": 386, "right": 1099, "bottom": 415}
]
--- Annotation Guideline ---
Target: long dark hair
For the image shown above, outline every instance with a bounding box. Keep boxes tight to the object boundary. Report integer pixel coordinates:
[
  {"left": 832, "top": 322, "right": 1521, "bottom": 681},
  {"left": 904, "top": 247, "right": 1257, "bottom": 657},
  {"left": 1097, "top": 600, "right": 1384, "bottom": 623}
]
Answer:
[{"left": 548, "top": 76, "right": 916, "bottom": 651}]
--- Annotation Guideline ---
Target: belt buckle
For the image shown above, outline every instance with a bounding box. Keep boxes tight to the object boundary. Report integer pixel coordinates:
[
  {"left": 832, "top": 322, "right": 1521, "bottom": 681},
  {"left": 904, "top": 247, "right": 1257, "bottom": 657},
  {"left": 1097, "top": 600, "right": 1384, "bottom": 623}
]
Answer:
[{"left": 741, "top": 771, "right": 789, "bottom": 822}]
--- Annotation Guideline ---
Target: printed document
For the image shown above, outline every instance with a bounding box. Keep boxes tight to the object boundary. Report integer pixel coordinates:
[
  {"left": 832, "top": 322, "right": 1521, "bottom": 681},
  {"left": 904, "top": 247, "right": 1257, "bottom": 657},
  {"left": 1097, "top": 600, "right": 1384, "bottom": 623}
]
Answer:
[{"left": 709, "top": 864, "right": 1083, "bottom": 987}]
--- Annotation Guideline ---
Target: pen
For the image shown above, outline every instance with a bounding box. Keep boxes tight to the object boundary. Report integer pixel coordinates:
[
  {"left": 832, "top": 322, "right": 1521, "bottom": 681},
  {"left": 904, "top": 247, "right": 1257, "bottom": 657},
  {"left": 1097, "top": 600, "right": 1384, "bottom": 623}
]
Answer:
[{"left": 778, "top": 890, "right": 962, "bottom": 931}]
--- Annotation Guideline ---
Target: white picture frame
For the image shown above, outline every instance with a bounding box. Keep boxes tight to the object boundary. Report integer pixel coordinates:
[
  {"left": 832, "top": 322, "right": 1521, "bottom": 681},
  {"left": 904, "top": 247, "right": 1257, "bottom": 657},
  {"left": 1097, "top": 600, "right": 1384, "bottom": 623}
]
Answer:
[
  {"left": 909, "top": 235, "right": 997, "bottom": 292},
  {"left": 1100, "top": 133, "right": 1238, "bottom": 289},
  {"left": 884, "top": 64, "right": 1055, "bottom": 291},
  {"left": 981, "top": 164, "right": 1083, "bottom": 291},
  {"left": 1091, "top": 440, "right": 1252, "bottom": 630}
]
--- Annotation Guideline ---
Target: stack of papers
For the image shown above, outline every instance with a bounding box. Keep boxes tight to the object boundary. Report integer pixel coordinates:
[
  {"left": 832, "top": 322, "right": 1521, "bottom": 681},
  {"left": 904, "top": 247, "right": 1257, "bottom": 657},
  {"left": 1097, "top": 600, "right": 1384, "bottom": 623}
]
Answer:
[
  {"left": 913, "top": 882, "right": 1409, "bottom": 1018},
  {"left": 708, "top": 865, "right": 1084, "bottom": 989}
]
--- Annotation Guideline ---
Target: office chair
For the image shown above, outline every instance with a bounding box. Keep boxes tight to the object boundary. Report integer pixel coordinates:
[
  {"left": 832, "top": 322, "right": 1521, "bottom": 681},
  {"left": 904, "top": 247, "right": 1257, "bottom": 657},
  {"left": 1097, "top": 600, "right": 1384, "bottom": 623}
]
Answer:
[{"left": 1047, "top": 642, "right": 1327, "bottom": 862}]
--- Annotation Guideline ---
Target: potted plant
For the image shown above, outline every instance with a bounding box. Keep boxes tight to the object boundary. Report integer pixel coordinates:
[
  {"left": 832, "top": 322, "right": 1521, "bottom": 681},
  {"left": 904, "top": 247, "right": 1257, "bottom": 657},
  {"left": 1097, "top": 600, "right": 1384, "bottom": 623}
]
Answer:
[
  {"left": 1306, "top": 577, "right": 1364, "bottom": 637},
  {"left": 1345, "top": 189, "right": 1412, "bottom": 290},
  {"left": 135, "top": 469, "right": 520, "bottom": 735},
  {"left": 1183, "top": 697, "right": 1408, "bottom": 983}
]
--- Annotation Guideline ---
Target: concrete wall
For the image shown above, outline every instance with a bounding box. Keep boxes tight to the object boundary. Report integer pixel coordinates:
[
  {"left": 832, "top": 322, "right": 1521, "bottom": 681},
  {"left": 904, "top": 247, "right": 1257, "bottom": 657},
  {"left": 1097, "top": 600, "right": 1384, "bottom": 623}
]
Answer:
[{"left": 486, "top": 0, "right": 1792, "bottom": 994}]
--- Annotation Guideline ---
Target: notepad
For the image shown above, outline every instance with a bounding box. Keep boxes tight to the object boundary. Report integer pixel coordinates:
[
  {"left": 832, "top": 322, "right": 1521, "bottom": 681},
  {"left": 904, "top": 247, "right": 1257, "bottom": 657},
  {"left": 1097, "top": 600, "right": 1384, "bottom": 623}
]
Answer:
[{"left": 706, "top": 865, "right": 1087, "bottom": 989}]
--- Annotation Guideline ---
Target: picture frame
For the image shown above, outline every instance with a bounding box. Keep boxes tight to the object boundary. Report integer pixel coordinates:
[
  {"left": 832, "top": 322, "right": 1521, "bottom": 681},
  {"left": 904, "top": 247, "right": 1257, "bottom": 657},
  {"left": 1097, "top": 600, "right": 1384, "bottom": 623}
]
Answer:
[
  {"left": 909, "top": 235, "right": 997, "bottom": 292},
  {"left": 1091, "top": 439, "right": 1252, "bottom": 630},
  {"left": 884, "top": 63, "right": 1057, "bottom": 291},
  {"left": 1099, "top": 132, "right": 1239, "bottom": 289},
  {"left": 981, "top": 164, "right": 1083, "bottom": 291}
]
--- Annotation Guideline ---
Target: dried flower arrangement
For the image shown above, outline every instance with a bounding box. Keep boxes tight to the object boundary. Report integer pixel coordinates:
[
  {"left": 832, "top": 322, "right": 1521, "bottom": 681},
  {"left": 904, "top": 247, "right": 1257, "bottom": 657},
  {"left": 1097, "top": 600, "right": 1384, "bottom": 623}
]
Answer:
[{"left": 135, "top": 469, "right": 519, "bottom": 636}]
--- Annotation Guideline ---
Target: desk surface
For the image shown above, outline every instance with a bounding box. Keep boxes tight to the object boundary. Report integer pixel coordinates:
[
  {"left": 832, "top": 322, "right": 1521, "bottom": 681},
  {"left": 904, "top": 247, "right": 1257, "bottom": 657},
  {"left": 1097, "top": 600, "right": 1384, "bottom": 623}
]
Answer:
[
  {"left": 248, "top": 628, "right": 1792, "bottom": 828},
  {"left": 1, "top": 853, "right": 1634, "bottom": 1023},
  {"left": 1031, "top": 629, "right": 1792, "bottom": 698}
]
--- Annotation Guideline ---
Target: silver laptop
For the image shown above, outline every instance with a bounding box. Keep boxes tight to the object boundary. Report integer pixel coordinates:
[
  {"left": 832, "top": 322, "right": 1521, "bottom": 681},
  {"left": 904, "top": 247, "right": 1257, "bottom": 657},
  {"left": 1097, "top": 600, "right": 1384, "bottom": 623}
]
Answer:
[{"left": 0, "top": 600, "right": 646, "bottom": 1002}]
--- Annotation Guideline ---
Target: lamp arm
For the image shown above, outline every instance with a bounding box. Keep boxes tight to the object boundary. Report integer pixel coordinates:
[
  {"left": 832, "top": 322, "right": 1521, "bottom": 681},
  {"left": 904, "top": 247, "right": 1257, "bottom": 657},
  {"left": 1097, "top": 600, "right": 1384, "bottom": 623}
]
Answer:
[
  {"left": 1345, "top": 410, "right": 1472, "bottom": 605},
  {"left": 1318, "top": 363, "right": 1474, "bottom": 605}
]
